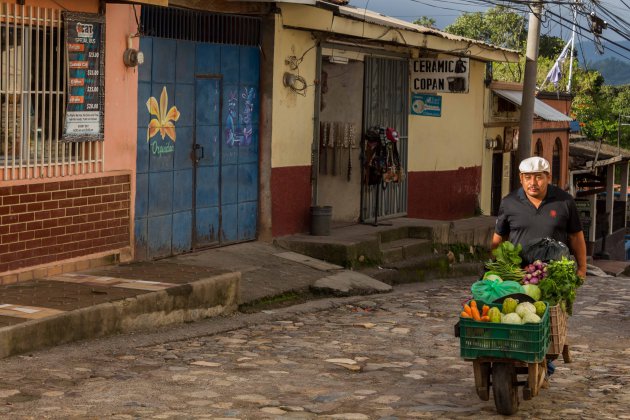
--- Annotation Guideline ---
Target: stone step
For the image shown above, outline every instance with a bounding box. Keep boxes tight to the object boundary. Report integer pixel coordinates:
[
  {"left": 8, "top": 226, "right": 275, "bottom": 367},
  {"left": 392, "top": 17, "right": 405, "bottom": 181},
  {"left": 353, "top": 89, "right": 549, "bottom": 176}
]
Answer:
[
  {"left": 378, "top": 226, "right": 433, "bottom": 244},
  {"left": 380, "top": 238, "right": 433, "bottom": 264},
  {"left": 364, "top": 255, "right": 484, "bottom": 285}
]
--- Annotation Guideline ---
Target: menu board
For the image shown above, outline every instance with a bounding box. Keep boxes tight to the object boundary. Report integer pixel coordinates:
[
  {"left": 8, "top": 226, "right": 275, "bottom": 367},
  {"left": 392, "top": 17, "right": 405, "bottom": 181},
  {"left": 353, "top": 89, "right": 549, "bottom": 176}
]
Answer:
[{"left": 62, "top": 12, "right": 105, "bottom": 142}]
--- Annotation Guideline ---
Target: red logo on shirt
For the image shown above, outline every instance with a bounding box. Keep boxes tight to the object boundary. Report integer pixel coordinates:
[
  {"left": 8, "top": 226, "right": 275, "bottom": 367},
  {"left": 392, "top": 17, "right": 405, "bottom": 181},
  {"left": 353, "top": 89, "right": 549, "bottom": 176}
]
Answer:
[{"left": 550, "top": 210, "right": 557, "bottom": 218}]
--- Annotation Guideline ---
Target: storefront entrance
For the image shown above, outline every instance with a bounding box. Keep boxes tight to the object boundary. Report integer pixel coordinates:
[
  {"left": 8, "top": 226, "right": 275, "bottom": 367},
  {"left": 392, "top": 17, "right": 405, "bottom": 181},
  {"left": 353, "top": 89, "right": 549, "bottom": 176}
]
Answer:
[{"left": 134, "top": 7, "right": 260, "bottom": 260}]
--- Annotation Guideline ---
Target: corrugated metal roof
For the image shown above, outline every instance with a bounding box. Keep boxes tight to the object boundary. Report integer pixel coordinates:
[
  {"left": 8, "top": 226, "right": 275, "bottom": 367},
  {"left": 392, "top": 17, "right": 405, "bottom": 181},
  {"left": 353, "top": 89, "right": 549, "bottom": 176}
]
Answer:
[
  {"left": 335, "top": 5, "right": 518, "bottom": 55},
  {"left": 570, "top": 140, "right": 630, "bottom": 159},
  {"left": 493, "top": 89, "right": 573, "bottom": 122},
  {"left": 232, "top": 0, "right": 520, "bottom": 58}
]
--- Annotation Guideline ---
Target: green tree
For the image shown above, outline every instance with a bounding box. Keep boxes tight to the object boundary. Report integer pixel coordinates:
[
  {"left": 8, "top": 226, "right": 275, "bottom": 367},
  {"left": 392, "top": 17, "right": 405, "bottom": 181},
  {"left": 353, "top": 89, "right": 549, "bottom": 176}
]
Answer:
[
  {"left": 444, "top": 6, "right": 526, "bottom": 51},
  {"left": 443, "top": 5, "right": 629, "bottom": 148},
  {"left": 444, "top": 6, "right": 526, "bottom": 83},
  {"left": 413, "top": 16, "right": 436, "bottom": 29},
  {"left": 443, "top": 8, "right": 570, "bottom": 87}
]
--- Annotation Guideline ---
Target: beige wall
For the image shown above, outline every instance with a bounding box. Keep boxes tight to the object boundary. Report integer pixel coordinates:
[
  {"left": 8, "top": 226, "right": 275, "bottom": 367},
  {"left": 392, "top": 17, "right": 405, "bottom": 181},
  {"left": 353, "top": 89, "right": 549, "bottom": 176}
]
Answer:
[
  {"left": 408, "top": 58, "right": 487, "bottom": 172},
  {"left": 271, "top": 18, "right": 317, "bottom": 168}
]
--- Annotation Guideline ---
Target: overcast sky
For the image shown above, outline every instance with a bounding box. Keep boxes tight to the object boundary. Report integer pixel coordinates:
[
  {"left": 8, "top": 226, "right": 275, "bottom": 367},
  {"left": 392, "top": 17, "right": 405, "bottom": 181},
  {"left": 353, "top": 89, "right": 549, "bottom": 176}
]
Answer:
[{"left": 347, "top": 0, "right": 628, "bottom": 45}]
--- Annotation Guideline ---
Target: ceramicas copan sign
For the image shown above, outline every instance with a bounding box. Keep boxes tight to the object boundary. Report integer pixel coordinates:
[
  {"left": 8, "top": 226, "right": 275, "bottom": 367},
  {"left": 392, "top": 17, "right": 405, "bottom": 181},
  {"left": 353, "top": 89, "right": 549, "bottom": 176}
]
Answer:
[{"left": 410, "top": 57, "right": 470, "bottom": 94}]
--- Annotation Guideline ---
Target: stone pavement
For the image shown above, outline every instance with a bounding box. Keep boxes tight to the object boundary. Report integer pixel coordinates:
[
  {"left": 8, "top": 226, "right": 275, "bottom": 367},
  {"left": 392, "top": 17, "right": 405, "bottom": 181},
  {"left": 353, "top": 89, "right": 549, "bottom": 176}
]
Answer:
[
  {"left": 0, "top": 215, "right": 626, "bottom": 359},
  {"left": 0, "top": 275, "right": 627, "bottom": 418}
]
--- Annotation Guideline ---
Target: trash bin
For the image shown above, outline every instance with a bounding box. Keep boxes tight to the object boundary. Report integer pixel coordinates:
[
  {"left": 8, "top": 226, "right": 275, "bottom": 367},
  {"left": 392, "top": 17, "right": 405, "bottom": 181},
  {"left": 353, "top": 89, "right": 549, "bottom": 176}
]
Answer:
[{"left": 310, "top": 205, "right": 332, "bottom": 236}]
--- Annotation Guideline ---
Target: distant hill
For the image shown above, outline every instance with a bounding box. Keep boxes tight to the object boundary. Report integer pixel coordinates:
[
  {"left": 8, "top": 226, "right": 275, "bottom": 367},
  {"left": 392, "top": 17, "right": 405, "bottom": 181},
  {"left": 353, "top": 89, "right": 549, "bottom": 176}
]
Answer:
[
  {"left": 588, "top": 57, "right": 630, "bottom": 86},
  {"left": 577, "top": 40, "right": 630, "bottom": 85}
]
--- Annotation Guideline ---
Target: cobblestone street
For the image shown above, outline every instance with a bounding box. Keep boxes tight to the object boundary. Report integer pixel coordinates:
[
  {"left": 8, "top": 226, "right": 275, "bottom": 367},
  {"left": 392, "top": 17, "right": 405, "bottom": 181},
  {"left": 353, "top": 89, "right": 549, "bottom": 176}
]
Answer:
[{"left": 0, "top": 275, "right": 628, "bottom": 419}]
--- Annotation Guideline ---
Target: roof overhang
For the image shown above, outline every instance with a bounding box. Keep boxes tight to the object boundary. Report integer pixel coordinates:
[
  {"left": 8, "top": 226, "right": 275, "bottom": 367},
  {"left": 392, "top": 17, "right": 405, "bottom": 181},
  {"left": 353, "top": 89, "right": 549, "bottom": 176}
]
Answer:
[
  {"left": 273, "top": 2, "right": 520, "bottom": 63},
  {"left": 493, "top": 89, "right": 572, "bottom": 122}
]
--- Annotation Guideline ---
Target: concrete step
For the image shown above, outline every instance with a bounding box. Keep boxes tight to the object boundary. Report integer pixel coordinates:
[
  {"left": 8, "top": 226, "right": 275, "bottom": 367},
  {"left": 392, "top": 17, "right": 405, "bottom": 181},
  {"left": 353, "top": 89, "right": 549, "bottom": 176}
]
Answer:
[
  {"left": 363, "top": 255, "right": 484, "bottom": 285},
  {"left": 378, "top": 226, "right": 434, "bottom": 244},
  {"left": 380, "top": 238, "right": 433, "bottom": 264}
]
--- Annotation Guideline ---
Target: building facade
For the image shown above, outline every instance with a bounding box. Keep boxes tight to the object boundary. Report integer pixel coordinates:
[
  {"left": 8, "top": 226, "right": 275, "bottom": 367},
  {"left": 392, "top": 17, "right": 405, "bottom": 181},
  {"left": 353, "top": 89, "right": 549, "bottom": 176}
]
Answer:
[{"left": 0, "top": 0, "right": 138, "bottom": 282}]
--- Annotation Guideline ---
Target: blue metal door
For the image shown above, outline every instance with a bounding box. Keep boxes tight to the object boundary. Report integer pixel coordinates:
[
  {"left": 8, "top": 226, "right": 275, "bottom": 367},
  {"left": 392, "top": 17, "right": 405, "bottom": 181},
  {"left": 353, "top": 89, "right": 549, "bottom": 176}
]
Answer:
[{"left": 135, "top": 37, "right": 259, "bottom": 260}]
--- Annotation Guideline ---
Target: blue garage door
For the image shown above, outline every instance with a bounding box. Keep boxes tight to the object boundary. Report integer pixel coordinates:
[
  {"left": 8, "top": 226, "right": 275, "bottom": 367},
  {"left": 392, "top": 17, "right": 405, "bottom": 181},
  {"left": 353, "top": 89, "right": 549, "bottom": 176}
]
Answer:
[{"left": 135, "top": 36, "right": 259, "bottom": 260}]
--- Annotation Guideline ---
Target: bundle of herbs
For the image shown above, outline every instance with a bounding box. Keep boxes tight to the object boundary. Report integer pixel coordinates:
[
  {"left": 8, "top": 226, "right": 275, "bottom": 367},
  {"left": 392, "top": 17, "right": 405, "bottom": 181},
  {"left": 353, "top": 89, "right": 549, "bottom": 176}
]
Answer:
[
  {"left": 538, "top": 257, "right": 584, "bottom": 315},
  {"left": 485, "top": 241, "right": 527, "bottom": 282}
]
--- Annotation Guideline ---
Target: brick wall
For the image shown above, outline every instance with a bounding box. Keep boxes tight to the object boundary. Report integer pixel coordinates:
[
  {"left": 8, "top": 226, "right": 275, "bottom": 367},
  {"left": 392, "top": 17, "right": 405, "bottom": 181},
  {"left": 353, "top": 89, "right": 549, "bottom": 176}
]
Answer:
[{"left": 0, "top": 175, "right": 131, "bottom": 273}]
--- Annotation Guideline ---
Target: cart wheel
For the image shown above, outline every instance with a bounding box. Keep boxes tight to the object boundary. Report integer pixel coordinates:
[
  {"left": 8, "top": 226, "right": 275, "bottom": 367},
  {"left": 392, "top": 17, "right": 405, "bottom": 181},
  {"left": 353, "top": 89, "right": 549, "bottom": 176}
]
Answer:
[
  {"left": 492, "top": 362, "right": 520, "bottom": 415},
  {"left": 562, "top": 344, "right": 572, "bottom": 363}
]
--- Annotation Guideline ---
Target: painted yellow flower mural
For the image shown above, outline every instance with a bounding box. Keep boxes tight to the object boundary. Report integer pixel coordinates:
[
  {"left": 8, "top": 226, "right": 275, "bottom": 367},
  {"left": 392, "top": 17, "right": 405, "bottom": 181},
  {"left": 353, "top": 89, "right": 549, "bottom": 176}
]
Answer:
[{"left": 147, "top": 86, "right": 181, "bottom": 142}]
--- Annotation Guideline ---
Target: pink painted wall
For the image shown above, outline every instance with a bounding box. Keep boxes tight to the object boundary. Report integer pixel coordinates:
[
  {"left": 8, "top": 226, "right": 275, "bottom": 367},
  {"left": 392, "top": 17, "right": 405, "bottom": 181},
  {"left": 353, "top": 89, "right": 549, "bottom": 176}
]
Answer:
[
  {"left": 104, "top": 4, "right": 139, "bottom": 257},
  {"left": 104, "top": 4, "right": 139, "bottom": 173}
]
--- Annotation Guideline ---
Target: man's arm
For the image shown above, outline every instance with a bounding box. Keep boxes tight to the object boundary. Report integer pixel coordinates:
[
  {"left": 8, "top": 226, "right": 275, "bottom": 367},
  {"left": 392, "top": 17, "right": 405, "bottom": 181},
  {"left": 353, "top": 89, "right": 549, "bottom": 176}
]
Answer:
[
  {"left": 568, "top": 230, "right": 587, "bottom": 279},
  {"left": 491, "top": 233, "right": 506, "bottom": 250}
]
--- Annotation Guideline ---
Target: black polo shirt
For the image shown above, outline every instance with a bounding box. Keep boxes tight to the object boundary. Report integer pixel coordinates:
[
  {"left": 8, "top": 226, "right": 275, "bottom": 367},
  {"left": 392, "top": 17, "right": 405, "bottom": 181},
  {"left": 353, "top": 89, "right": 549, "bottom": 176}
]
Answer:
[{"left": 495, "top": 184, "right": 583, "bottom": 249}]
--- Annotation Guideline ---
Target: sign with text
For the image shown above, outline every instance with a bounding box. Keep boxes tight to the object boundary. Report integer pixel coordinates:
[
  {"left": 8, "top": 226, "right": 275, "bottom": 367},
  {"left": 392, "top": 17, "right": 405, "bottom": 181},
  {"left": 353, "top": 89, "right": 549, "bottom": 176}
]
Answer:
[
  {"left": 62, "top": 12, "right": 105, "bottom": 142},
  {"left": 574, "top": 198, "right": 592, "bottom": 233},
  {"left": 410, "top": 93, "right": 442, "bottom": 117},
  {"left": 410, "top": 57, "right": 469, "bottom": 94}
]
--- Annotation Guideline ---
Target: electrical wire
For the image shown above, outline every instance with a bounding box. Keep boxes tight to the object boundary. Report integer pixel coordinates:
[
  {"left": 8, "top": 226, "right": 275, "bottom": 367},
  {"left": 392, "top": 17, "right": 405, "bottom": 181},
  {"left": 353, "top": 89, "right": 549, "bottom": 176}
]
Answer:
[{"left": 544, "top": 9, "right": 630, "bottom": 61}]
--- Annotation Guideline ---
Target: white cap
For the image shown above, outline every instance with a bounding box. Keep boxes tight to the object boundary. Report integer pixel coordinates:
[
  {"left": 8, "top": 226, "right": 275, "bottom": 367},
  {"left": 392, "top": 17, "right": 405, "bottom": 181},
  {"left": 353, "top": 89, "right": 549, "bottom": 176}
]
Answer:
[{"left": 519, "top": 156, "right": 550, "bottom": 174}]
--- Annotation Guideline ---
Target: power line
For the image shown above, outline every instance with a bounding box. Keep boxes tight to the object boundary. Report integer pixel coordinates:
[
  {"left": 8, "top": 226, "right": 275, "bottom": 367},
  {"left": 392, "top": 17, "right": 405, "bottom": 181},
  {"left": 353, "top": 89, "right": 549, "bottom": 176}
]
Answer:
[{"left": 544, "top": 9, "right": 630, "bottom": 61}]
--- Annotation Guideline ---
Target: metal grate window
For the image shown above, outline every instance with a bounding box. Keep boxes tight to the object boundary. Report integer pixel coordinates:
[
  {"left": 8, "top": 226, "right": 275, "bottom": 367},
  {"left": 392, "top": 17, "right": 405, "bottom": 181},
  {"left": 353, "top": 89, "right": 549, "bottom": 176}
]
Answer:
[
  {"left": 0, "top": 3, "right": 103, "bottom": 181},
  {"left": 140, "top": 6, "right": 261, "bottom": 46}
]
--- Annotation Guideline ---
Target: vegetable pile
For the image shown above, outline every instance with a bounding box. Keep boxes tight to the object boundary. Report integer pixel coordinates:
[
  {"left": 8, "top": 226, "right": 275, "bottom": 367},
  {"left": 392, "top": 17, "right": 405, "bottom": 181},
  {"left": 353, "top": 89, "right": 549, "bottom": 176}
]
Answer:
[
  {"left": 522, "top": 260, "right": 548, "bottom": 285},
  {"left": 538, "top": 257, "right": 584, "bottom": 315},
  {"left": 484, "top": 242, "right": 526, "bottom": 282},
  {"left": 460, "top": 298, "right": 544, "bottom": 325},
  {"left": 471, "top": 241, "right": 583, "bottom": 321}
]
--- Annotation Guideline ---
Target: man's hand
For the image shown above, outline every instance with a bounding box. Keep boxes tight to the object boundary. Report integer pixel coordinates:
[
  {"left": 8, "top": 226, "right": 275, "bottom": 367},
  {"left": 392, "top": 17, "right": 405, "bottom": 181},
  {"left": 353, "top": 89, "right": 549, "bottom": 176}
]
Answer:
[
  {"left": 568, "top": 231, "right": 588, "bottom": 281},
  {"left": 576, "top": 266, "right": 587, "bottom": 280}
]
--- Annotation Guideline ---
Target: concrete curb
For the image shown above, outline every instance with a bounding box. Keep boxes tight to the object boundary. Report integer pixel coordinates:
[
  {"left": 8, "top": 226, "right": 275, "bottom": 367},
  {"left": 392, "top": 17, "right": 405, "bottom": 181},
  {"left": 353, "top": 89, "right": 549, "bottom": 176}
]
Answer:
[{"left": 0, "top": 272, "right": 240, "bottom": 359}]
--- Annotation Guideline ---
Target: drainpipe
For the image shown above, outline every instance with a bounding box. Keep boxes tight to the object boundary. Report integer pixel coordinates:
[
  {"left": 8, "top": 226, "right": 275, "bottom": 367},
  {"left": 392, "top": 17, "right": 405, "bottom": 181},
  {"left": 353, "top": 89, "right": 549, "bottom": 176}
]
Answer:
[{"left": 311, "top": 43, "right": 322, "bottom": 207}]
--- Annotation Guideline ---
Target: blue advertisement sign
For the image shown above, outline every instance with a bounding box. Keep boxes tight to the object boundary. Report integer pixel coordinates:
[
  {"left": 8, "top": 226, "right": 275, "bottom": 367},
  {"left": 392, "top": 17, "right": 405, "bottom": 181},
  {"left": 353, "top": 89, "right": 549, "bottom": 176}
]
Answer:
[
  {"left": 411, "top": 93, "right": 442, "bottom": 117},
  {"left": 62, "top": 12, "right": 105, "bottom": 142}
]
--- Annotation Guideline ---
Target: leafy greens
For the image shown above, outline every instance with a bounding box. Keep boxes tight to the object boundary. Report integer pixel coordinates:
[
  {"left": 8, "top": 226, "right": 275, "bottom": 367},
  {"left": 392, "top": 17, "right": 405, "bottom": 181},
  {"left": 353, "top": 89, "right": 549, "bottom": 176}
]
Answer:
[
  {"left": 538, "top": 257, "right": 584, "bottom": 315},
  {"left": 484, "top": 241, "right": 526, "bottom": 282}
]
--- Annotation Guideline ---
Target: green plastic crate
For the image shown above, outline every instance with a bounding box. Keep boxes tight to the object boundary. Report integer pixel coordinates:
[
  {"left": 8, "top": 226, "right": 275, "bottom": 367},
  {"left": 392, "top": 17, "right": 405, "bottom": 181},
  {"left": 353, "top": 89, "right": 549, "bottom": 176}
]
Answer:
[{"left": 459, "top": 301, "right": 550, "bottom": 363}]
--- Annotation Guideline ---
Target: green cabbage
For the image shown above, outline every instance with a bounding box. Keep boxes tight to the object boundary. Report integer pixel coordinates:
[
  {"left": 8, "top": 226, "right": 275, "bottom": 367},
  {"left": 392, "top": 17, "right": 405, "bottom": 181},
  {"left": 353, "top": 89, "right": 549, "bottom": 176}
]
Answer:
[
  {"left": 515, "top": 302, "right": 536, "bottom": 318},
  {"left": 483, "top": 273, "right": 503, "bottom": 282},
  {"left": 522, "top": 284, "right": 541, "bottom": 301},
  {"left": 522, "top": 312, "right": 542, "bottom": 324},
  {"left": 502, "top": 313, "right": 522, "bottom": 324}
]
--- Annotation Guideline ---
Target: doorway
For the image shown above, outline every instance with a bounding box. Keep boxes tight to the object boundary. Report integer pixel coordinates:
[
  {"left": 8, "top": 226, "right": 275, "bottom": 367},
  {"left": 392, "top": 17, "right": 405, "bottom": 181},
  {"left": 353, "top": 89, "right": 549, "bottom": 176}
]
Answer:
[{"left": 491, "top": 152, "right": 504, "bottom": 216}]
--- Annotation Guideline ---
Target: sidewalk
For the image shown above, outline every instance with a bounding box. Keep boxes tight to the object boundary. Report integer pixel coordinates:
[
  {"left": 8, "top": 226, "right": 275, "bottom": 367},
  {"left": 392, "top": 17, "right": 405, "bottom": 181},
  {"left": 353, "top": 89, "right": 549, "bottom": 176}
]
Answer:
[{"left": 0, "top": 238, "right": 384, "bottom": 359}]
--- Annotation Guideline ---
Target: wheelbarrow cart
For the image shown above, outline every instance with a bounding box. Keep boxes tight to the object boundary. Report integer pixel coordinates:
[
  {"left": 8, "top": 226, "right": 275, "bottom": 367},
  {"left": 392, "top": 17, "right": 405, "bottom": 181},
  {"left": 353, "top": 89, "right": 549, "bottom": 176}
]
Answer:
[{"left": 458, "top": 301, "right": 551, "bottom": 415}]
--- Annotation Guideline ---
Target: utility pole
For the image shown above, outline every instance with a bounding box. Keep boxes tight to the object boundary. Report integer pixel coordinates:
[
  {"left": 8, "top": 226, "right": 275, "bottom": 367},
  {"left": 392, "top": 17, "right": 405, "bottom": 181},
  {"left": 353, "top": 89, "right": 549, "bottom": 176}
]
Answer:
[{"left": 516, "top": 0, "right": 544, "bottom": 173}]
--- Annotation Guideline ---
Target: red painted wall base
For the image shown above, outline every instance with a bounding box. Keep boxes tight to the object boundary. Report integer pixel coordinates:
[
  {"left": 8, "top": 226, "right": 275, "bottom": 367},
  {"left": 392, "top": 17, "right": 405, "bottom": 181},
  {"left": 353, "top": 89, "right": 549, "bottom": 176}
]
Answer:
[
  {"left": 271, "top": 166, "right": 312, "bottom": 237},
  {"left": 407, "top": 166, "right": 482, "bottom": 220}
]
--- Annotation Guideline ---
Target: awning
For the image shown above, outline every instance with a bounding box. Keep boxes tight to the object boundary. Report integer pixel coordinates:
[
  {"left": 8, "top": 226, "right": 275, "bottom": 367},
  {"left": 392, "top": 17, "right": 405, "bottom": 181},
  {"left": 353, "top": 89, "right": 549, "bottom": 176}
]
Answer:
[{"left": 493, "top": 89, "right": 572, "bottom": 122}]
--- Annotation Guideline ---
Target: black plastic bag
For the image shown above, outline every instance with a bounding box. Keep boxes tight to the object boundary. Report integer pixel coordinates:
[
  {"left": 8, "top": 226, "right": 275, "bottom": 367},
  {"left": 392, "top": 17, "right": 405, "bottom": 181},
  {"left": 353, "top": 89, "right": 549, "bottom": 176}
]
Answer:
[{"left": 521, "top": 237, "right": 570, "bottom": 264}]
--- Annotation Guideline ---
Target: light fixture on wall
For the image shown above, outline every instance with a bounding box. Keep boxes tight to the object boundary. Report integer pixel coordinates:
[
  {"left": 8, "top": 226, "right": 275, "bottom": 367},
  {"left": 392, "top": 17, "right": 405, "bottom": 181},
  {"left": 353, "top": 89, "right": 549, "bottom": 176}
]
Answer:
[
  {"left": 485, "top": 135, "right": 503, "bottom": 150},
  {"left": 328, "top": 56, "right": 349, "bottom": 64},
  {"left": 123, "top": 35, "right": 144, "bottom": 68}
]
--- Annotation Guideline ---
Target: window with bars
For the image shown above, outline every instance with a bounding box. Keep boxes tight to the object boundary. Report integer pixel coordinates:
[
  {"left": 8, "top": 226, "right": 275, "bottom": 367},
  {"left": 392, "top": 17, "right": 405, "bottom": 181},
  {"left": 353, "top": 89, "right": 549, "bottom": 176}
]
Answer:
[{"left": 0, "top": 3, "right": 103, "bottom": 181}]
